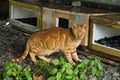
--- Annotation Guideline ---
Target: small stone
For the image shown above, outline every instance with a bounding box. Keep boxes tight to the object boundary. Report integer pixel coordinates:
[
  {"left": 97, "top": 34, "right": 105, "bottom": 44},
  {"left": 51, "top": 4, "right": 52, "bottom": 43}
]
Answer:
[
  {"left": 103, "top": 76, "right": 107, "bottom": 80},
  {"left": 88, "top": 76, "right": 97, "bottom": 80},
  {"left": 4, "top": 77, "right": 14, "bottom": 80},
  {"left": 112, "top": 76, "right": 117, "bottom": 80},
  {"left": 112, "top": 72, "right": 120, "bottom": 77},
  {"left": 117, "top": 77, "right": 120, "bottom": 80},
  {"left": 90, "top": 77, "right": 97, "bottom": 80}
]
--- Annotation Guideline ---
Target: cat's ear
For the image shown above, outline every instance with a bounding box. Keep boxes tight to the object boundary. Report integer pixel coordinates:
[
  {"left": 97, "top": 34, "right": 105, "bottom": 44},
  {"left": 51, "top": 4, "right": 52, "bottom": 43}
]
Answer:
[
  {"left": 72, "top": 23, "right": 77, "bottom": 29},
  {"left": 82, "top": 24, "right": 86, "bottom": 29},
  {"left": 73, "top": 24, "right": 77, "bottom": 27}
]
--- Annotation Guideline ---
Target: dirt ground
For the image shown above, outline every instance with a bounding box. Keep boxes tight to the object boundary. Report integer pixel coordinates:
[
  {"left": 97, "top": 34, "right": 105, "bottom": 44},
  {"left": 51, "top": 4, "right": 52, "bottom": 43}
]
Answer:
[
  {"left": 0, "top": 22, "right": 33, "bottom": 68},
  {"left": 0, "top": 20, "right": 120, "bottom": 80}
]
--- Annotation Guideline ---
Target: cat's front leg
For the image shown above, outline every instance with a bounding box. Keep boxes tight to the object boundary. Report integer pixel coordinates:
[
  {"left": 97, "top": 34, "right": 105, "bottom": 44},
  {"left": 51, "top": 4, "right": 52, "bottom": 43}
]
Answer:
[
  {"left": 64, "top": 51, "right": 76, "bottom": 65},
  {"left": 71, "top": 49, "right": 82, "bottom": 62}
]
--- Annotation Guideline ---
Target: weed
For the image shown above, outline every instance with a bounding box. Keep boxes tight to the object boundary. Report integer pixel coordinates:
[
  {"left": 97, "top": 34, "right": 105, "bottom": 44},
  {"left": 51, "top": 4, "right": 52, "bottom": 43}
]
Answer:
[
  {"left": 36, "top": 56, "right": 103, "bottom": 80},
  {"left": 2, "top": 61, "right": 32, "bottom": 80}
]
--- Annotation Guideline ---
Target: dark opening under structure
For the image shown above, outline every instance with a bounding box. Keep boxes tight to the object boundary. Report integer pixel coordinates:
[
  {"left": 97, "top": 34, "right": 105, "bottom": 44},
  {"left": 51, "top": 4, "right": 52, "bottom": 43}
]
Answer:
[{"left": 57, "top": 17, "right": 69, "bottom": 28}]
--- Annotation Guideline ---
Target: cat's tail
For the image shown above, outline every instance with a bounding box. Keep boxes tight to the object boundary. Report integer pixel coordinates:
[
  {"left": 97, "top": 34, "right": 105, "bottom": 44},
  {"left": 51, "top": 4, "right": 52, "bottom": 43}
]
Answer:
[{"left": 11, "top": 42, "right": 29, "bottom": 63}]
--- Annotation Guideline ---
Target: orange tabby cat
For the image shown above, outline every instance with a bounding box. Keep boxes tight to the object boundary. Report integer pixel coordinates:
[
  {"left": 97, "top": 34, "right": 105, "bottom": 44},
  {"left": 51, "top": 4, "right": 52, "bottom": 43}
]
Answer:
[{"left": 12, "top": 24, "right": 86, "bottom": 65}]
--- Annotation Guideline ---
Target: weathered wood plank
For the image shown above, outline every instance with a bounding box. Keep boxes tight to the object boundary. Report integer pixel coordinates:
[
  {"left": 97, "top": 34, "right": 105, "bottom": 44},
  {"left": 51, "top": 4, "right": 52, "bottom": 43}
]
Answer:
[
  {"left": 10, "top": 0, "right": 40, "bottom": 12},
  {"left": 90, "top": 13, "right": 120, "bottom": 29},
  {"left": 9, "top": 19, "right": 40, "bottom": 33}
]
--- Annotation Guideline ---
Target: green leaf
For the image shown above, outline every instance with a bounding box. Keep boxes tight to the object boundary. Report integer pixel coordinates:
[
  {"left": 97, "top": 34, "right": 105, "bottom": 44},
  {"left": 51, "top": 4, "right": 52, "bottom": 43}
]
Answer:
[
  {"left": 4, "top": 66, "right": 10, "bottom": 71},
  {"left": 57, "top": 72, "right": 62, "bottom": 80},
  {"left": 4, "top": 61, "right": 13, "bottom": 70},
  {"left": 90, "top": 60, "right": 95, "bottom": 67},
  {"left": 61, "top": 67, "right": 65, "bottom": 72},
  {"left": 49, "top": 68, "right": 58, "bottom": 75},
  {"left": 51, "top": 59, "right": 60, "bottom": 65},
  {"left": 77, "top": 63, "right": 86, "bottom": 68},
  {"left": 16, "top": 77, "right": 19, "bottom": 80},
  {"left": 95, "top": 70, "right": 102, "bottom": 77},
  {"left": 61, "top": 72, "right": 66, "bottom": 79},
  {"left": 12, "top": 71, "right": 17, "bottom": 76},
  {"left": 97, "top": 61, "right": 103, "bottom": 71},
  {"left": 92, "top": 67, "right": 97, "bottom": 76},
  {"left": 26, "top": 75, "right": 32, "bottom": 80},
  {"left": 80, "top": 72, "right": 86, "bottom": 80},
  {"left": 37, "top": 60, "right": 47, "bottom": 67},
  {"left": 82, "top": 59, "right": 89, "bottom": 65},
  {"left": 24, "top": 71, "right": 32, "bottom": 80},
  {"left": 73, "top": 76, "right": 79, "bottom": 80},
  {"left": 16, "top": 65, "right": 22, "bottom": 71},
  {"left": 66, "top": 68, "right": 73, "bottom": 75},
  {"left": 47, "top": 76, "right": 56, "bottom": 80},
  {"left": 73, "top": 68, "right": 79, "bottom": 75},
  {"left": 6, "top": 70, "right": 12, "bottom": 76},
  {"left": 60, "top": 56, "right": 65, "bottom": 63},
  {"left": 63, "top": 63, "right": 73, "bottom": 69},
  {"left": 7, "top": 61, "right": 13, "bottom": 66},
  {"left": 25, "top": 66, "right": 31, "bottom": 72},
  {"left": 23, "top": 66, "right": 32, "bottom": 80},
  {"left": 65, "top": 75, "right": 73, "bottom": 79}
]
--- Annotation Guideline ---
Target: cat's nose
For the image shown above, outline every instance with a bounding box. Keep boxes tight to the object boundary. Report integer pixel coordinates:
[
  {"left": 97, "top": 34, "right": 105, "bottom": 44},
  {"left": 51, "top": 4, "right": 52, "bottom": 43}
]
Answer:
[
  {"left": 78, "top": 35, "right": 82, "bottom": 38},
  {"left": 78, "top": 35, "right": 84, "bottom": 39}
]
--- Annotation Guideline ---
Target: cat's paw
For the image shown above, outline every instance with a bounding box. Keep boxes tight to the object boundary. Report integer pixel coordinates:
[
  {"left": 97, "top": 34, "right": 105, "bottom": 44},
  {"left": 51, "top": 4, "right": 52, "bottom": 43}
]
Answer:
[
  {"left": 31, "top": 60, "right": 38, "bottom": 65},
  {"left": 78, "top": 59, "right": 82, "bottom": 62},
  {"left": 70, "top": 61, "right": 76, "bottom": 65}
]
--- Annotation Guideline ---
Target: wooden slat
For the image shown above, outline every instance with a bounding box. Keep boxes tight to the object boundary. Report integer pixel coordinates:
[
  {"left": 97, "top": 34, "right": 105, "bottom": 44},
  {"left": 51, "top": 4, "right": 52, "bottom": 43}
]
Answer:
[
  {"left": 91, "top": 44, "right": 120, "bottom": 57},
  {"left": 77, "top": 49, "right": 120, "bottom": 65},
  {"left": 90, "top": 13, "right": 120, "bottom": 29},
  {"left": 9, "top": 19, "right": 40, "bottom": 33},
  {"left": 10, "top": 0, "right": 40, "bottom": 12}
]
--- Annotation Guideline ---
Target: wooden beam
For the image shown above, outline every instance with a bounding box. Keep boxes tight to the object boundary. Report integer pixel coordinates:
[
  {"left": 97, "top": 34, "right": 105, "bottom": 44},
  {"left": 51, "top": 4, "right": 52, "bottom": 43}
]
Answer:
[{"left": 77, "top": 50, "right": 120, "bottom": 66}]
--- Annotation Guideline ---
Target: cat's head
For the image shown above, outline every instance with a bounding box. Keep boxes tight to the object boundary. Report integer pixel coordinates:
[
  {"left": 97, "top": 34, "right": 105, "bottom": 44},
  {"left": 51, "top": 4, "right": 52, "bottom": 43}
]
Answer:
[{"left": 71, "top": 24, "right": 86, "bottom": 40}]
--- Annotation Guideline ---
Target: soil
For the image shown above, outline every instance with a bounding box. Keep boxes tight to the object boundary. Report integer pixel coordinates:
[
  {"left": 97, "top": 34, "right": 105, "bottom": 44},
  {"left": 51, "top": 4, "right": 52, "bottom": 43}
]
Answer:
[{"left": 0, "top": 20, "right": 120, "bottom": 80}]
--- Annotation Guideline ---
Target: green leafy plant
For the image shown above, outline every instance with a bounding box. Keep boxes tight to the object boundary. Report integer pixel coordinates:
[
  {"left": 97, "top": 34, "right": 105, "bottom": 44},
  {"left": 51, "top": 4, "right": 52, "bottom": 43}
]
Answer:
[
  {"left": 48, "top": 56, "right": 78, "bottom": 80},
  {"left": 77, "top": 56, "right": 103, "bottom": 80},
  {"left": 35, "top": 59, "right": 52, "bottom": 79},
  {"left": 3, "top": 61, "right": 32, "bottom": 80},
  {"left": 36, "top": 55, "right": 103, "bottom": 80},
  {"left": 49, "top": 56, "right": 103, "bottom": 80}
]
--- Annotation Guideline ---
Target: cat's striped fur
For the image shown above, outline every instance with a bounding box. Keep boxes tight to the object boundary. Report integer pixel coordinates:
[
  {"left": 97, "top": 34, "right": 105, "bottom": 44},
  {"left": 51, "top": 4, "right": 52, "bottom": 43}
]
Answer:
[{"left": 11, "top": 24, "right": 86, "bottom": 65}]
